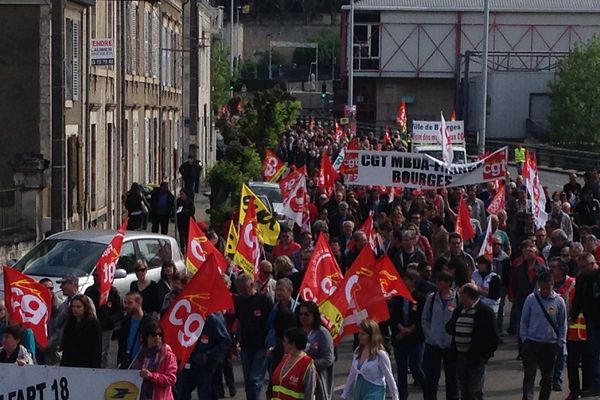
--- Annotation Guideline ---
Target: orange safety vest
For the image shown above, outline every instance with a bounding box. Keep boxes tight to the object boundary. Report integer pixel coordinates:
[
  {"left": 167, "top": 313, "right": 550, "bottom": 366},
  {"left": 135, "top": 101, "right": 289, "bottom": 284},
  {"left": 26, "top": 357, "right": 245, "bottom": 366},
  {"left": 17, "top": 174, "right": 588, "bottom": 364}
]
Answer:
[
  {"left": 567, "top": 313, "right": 587, "bottom": 341},
  {"left": 272, "top": 354, "right": 313, "bottom": 400}
]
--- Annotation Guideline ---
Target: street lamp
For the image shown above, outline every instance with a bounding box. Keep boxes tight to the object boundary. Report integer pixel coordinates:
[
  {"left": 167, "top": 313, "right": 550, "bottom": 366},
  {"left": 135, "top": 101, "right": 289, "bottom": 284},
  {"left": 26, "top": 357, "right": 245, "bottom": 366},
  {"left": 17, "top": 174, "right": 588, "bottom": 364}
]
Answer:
[{"left": 479, "top": 0, "right": 490, "bottom": 155}]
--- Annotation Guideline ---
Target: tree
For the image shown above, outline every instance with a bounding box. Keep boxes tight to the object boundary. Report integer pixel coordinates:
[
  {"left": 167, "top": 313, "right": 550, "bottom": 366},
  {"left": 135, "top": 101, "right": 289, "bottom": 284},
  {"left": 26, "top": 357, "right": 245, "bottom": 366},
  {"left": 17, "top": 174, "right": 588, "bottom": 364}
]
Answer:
[
  {"left": 212, "top": 43, "right": 233, "bottom": 110},
  {"left": 292, "top": 29, "right": 340, "bottom": 77},
  {"left": 548, "top": 36, "right": 600, "bottom": 145}
]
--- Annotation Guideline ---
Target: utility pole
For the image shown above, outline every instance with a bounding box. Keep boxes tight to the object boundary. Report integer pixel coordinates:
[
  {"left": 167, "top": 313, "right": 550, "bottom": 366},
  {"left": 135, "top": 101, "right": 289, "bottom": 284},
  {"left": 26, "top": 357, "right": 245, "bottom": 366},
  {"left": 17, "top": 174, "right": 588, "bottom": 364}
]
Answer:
[
  {"left": 189, "top": 0, "right": 199, "bottom": 155},
  {"left": 230, "top": 0, "right": 234, "bottom": 77},
  {"left": 347, "top": 0, "right": 354, "bottom": 107},
  {"left": 51, "top": 0, "right": 66, "bottom": 233},
  {"left": 479, "top": 0, "right": 490, "bottom": 155}
]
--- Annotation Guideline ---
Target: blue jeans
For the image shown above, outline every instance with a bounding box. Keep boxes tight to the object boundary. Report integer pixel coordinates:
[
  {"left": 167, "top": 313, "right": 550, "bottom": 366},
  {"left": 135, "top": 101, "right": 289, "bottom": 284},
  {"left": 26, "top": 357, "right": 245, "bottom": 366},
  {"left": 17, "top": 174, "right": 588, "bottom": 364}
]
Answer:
[
  {"left": 176, "top": 359, "right": 219, "bottom": 400},
  {"left": 585, "top": 320, "right": 600, "bottom": 390},
  {"left": 394, "top": 341, "right": 426, "bottom": 400},
  {"left": 423, "top": 344, "right": 458, "bottom": 400},
  {"left": 240, "top": 348, "right": 267, "bottom": 400},
  {"left": 553, "top": 344, "right": 565, "bottom": 388}
]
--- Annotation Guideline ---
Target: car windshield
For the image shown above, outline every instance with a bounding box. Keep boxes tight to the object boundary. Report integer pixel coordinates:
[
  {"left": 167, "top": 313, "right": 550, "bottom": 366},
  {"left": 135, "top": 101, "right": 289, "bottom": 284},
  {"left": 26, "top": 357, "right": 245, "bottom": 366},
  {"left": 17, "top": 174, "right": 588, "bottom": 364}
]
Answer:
[
  {"left": 250, "top": 185, "right": 283, "bottom": 204},
  {"left": 13, "top": 239, "right": 106, "bottom": 277}
]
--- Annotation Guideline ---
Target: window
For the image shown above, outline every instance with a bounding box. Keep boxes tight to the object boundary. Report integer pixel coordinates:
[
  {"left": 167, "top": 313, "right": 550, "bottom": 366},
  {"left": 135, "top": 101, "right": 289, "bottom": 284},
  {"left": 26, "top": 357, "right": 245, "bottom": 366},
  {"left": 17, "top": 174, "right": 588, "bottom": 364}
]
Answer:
[
  {"left": 136, "top": 239, "right": 172, "bottom": 270},
  {"left": 117, "top": 241, "right": 137, "bottom": 273},
  {"left": 353, "top": 23, "right": 380, "bottom": 70},
  {"left": 144, "top": 10, "right": 151, "bottom": 75},
  {"left": 91, "top": 124, "right": 97, "bottom": 210}
]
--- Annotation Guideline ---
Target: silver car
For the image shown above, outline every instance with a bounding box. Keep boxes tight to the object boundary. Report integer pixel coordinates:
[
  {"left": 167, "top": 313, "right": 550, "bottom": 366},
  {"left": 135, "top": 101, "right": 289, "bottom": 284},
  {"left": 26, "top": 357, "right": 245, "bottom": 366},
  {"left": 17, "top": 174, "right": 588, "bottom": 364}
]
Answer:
[{"left": 2, "top": 230, "right": 185, "bottom": 299}]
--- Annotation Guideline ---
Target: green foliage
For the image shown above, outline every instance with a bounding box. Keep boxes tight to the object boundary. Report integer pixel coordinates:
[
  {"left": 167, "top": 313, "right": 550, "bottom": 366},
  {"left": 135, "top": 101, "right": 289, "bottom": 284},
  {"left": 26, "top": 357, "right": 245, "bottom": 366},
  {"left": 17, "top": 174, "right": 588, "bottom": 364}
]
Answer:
[
  {"left": 212, "top": 43, "right": 234, "bottom": 109},
  {"left": 548, "top": 36, "right": 600, "bottom": 145},
  {"left": 293, "top": 29, "right": 340, "bottom": 74}
]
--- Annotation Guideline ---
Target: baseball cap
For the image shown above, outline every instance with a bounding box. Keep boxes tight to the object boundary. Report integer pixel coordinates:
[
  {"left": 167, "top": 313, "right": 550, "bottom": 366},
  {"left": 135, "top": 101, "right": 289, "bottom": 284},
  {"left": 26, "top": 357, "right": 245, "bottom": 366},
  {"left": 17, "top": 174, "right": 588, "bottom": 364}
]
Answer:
[{"left": 57, "top": 274, "right": 78, "bottom": 286}]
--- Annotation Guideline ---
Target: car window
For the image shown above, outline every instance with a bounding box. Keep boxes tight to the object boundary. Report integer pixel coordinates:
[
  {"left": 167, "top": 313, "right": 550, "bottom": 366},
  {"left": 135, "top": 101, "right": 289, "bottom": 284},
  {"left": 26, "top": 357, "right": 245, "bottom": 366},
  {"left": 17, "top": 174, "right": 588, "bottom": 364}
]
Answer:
[
  {"left": 136, "top": 239, "right": 171, "bottom": 270},
  {"left": 14, "top": 239, "right": 105, "bottom": 277},
  {"left": 117, "top": 241, "right": 137, "bottom": 274}
]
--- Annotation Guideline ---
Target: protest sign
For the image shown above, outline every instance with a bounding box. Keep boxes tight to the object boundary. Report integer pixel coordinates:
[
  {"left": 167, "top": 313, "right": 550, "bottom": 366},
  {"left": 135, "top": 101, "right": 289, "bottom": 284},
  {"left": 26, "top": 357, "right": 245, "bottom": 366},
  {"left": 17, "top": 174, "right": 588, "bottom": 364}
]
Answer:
[
  {"left": 343, "top": 147, "right": 507, "bottom": 189},
  {"left": 412, "top": 120, "right": 465, "bottom": 146}
]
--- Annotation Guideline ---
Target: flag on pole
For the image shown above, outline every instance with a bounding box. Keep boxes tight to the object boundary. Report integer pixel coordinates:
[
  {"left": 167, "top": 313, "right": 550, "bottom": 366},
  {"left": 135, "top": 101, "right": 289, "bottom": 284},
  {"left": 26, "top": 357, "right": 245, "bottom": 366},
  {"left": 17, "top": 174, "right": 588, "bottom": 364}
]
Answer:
[
  {"left": 383, "top": 127, "right": 391, "bottom": 145},
  {"left": 299, "top": 233, "right": 344, "bottom": 305},
  {"left": 455, "top": 197, "right": 476, "bottom": 241},
  {"left": 263, "top": 149, "right": 286, "bottom": 183},
  {"left": 440, "top": 112, "right": 454, "bottom": 165},
  {"left": 317, "top": 153, "right": 339, "bottom": 198},
  {"left": 479, "top": 216, "right": 494, "bottom": 260},
  {"left": 161, "top": 253, "right": 233, "bottom": 369},
  {"left": 224, "top": 222, "right": 238, "bottom": 259},
  {"left": 396, "top": 101, "right": 407, "bottom": 133},
  {"left": 234, "top": 197, "right": 261, "bottom": 277},
  {"left": 186, "top": 218, "right": 229, "bottom": 274},
  {"left": 450, "top": 110, "right": 457, "bottom": 121},
  {"left": 523, "top": 151, "right": 548, "bottom": 229},
  {"left": 3, "top": 267, "right": 52, "bottom": 347},
  {"left": 279, "top": 169, "right": 307, "bottom": 228},
  {"left": 486, "top": 183, "right": 506, "bottom": 215},
  {"left": 96, "top": 218, "right": 128, "bottom": 306},
  {"left": 375, "top": 255, "right": 414, "bottom": 301},
  {"left": 239, "top": 184, "right": 280, "bottom": 246}
]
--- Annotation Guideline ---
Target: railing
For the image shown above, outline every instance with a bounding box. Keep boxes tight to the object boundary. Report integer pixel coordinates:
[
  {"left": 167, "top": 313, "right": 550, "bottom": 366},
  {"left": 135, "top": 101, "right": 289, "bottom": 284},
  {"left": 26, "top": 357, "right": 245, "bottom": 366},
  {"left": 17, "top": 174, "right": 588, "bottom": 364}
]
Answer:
[{"left": 0, "top": 188, "right": 22, "bottom": 234}]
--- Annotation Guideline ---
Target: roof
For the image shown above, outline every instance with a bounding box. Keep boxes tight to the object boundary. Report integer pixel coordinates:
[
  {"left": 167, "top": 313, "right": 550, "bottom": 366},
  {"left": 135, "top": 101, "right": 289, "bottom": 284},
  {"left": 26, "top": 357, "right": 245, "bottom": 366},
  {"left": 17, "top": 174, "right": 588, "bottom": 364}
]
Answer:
[
  {"left": 47, "top": 230, "right": 174, "bottom": 245},
  {"left": 342, "top": 0, "right": 600, "bottom": 13}
]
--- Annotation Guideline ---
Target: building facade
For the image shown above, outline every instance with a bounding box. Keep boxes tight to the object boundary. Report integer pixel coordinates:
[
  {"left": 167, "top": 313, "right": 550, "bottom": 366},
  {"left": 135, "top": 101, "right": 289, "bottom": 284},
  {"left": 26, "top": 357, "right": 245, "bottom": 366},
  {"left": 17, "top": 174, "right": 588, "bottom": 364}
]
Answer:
[
  {"left": 341, "top": 0, "right": 600, "bottom": 139},
  {"left": 0, "top": 0, "right": 220, "bottom": 263}
]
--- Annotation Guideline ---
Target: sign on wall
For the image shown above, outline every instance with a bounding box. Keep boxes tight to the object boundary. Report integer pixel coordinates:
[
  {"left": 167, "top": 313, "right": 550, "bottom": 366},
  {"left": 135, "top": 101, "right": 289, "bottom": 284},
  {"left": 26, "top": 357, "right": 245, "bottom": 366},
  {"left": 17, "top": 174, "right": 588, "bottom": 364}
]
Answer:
[
  {"left": 412, "top": 120, "right": 465, "bottom": 146},
  {"left": 91, "top": 38, "right": 114, "bottom": 66}
]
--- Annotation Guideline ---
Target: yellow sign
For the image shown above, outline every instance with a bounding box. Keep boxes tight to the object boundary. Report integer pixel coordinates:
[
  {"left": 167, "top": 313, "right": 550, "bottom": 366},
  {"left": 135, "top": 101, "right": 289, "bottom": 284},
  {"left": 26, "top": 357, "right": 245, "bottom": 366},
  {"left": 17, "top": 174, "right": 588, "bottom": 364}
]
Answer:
[
  {"left": 339, "top": 117, "right": 349, "bottom": 125},
  {"left": 239, "top": 184, "right": 280, "bottom": 246}
]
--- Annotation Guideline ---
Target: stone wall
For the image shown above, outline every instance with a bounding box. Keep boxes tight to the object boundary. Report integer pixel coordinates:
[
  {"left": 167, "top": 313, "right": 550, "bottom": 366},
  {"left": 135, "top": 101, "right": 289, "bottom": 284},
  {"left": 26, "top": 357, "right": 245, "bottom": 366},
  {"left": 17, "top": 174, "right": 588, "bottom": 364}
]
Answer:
[{"left": 0, "top": 235, "right": 36, "bottom": 266}]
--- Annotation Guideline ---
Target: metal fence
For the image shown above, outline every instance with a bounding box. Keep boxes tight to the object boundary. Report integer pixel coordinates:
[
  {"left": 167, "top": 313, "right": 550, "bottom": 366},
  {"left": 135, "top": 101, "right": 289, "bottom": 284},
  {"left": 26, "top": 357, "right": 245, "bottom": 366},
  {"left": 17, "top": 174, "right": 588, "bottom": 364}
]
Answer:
[{"left": 0, "top": 188, "right": 22, "bottom": 234}]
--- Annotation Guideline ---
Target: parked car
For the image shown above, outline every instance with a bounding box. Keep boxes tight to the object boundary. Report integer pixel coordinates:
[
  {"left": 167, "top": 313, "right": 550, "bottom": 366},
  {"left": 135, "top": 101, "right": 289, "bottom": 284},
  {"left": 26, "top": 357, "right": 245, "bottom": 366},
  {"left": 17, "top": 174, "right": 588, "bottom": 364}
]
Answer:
[
  {"left": 248, "top": 181, "right": 284, "bottom": 217},
  {"left": 0, "top": 230, "right": 185, "bottom": 299}
]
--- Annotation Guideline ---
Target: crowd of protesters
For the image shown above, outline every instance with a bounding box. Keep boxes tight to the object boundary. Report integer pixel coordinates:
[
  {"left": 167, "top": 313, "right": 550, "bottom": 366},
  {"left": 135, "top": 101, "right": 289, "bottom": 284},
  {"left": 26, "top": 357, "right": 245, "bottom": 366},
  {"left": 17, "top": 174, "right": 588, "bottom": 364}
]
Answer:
[{"left": 2, "top": 120, "right": 600, "bottom": 400}]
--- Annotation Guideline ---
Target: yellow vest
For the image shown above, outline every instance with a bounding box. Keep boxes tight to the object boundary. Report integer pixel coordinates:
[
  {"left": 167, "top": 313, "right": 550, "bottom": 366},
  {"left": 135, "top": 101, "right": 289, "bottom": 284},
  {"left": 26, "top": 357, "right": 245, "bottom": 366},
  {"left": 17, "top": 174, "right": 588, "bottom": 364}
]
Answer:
[{"left": 514, "top": 147, "right": 526, "bottom": 163}]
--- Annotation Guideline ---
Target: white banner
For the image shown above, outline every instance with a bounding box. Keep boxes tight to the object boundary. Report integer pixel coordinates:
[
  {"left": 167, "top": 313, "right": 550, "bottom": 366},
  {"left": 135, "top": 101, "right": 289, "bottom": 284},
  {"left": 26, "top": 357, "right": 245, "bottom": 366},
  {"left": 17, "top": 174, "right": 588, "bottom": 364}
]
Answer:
[
  {"left": 412, "top": 120, "right": 465, "bottom": 146},
  {"left": 0, "top": 364, "right": 142, "bottom": 400},
  {"left": 342, "top": 147, "right": 508, "bottom": 189}
]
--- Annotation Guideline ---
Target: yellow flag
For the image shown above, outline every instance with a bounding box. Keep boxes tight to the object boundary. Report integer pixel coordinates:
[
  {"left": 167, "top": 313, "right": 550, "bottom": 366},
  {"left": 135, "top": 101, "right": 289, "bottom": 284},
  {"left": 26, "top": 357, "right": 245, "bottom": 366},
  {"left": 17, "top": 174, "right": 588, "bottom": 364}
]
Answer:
[
  {"left": 225, "top": 222, "right": 238, "bottom": 259},
  {"left": 239, "top": 184, "right": 280, "bottom": 246}
]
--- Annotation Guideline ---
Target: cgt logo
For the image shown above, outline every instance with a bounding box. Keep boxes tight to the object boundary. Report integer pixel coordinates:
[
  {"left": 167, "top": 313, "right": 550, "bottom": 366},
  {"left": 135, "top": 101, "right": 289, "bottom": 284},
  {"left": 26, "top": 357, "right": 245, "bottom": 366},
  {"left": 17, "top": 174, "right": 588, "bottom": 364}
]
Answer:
[{"left": 483, "top": 150, "right": 508, "bottom": 179}]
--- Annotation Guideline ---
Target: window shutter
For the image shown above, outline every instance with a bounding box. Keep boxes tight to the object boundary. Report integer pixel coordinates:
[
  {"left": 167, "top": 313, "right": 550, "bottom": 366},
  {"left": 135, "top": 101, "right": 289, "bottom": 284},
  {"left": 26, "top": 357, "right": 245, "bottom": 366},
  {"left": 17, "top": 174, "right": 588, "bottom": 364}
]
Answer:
[
  {"left": 132, "top": 5, "right": 138, "bottom": 74},
  {"left": 161, "top": 25, "right": 166, "bottom": 84},
  {"left": 152, "top": 11, "right": 159, "bottom": 77},
  {"left": 144, "top": 10, "right": 150, "bottom": 75},
  {"left": 72, "top": 20, "right": 79, "bottom": 101}
]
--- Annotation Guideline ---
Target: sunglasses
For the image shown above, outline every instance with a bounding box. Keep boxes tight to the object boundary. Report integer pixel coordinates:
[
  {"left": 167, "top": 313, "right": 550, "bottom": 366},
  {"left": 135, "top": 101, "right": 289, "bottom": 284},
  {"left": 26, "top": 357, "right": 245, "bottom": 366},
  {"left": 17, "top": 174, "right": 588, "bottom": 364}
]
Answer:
[
  {"left": 136, "top": 269, "right": 147, "bottom": 273},
  {"left": 150, "top": 332, "right": 163, "bottom": 337}
]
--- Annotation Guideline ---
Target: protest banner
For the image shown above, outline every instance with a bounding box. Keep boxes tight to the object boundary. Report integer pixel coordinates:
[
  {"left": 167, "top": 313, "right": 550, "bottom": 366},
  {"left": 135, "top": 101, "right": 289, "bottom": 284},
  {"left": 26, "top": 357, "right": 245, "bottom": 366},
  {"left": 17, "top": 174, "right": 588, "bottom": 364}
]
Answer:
[
  {"left": 412, "top": 120, "right": 465, "bottom": 146},
  {"left": 0, "top": 364, "right": 143, "bottom": 400},
  {"left": 343, "top": 147, "right": 508, "bottom": 189}
]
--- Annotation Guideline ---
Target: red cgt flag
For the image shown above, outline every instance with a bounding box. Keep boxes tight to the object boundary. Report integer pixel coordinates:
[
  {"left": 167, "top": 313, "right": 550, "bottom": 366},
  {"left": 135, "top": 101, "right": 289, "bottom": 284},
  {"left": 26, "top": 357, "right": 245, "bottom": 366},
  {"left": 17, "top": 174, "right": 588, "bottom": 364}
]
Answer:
[
  {"left": 299, "top": 233, "right": 343, "bottom": 305},
  {"left": 263, "top": 149, "right": 286, "bottom": 183},
  {"left": 396, "top": 101, "right": 407, "bottom": 133},
  {"left": 376, "top": 255, "right": 414, "bottom": 301},
  {"left": 3, "top": 267, "right": 52, "bottom": 347},
  {"left": 161, "top": 253, "right": 233, "bottom": 369},
  {"left": 319, "top": 245, "right": 389, "bottom": 343},
  {"left": 455, "top": 196, "right": 476, "bottom": 241},
  {"left": 186, "top": 218, "right": 229, "bottom": 275},
  {"left": 96, "top": 218, "right": 128, "bottom": 306},
  {"left": 317, "top": 153, "right": 340, "bottom": 198},
  {"left": 383, "top": 127, "right": 392, "bottom": 145},
  {"left": 486, "top": 182, "right": 505, "bottom": 216}
]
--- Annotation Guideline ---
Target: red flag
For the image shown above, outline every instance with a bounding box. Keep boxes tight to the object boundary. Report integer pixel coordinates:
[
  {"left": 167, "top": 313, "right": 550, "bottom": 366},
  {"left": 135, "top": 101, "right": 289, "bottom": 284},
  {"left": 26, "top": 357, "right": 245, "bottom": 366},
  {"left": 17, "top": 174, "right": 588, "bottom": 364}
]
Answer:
[
  {"left": 319, "top": 246, "right": 389, "bottom": 343},
  {"left": 318, "top": 153, "right": 339, "bottom": 198},
  {"left": 96, "top": 218, "right": 128, "bottom": 306},
  {"left": 383, "top": 127, "right": 391, "bottom": 145},
  {"left": 348, "top": 211, "right": 378, "bottom": 253},
  {"left": 396, "top": 101, "right": 407, "bottom": 133},
  {"left": 299, "top": 233, "right": 344, "bottom": 305},
  {"left": 486, "top": 183, "right": 506, "bottom": 216},
  {"left": 376, "top": 255, "right": 414, "bottom": 301},
  {"left": 450, "top": 110, "right": 457, "bottom": 121},
  {"left": 523, "top": 151, "right": 548, "bottom": 229},
  {"left": 186, "top": 218, "right": 229, "bottom": 275},
  {"left": 309, "top": 116, "right": 315, "bottom": 130},
  {"left": 233, "top": 196, "right": 261, "bottom": 277},
  {"left": 455, "top": 197, "right": 475, "bottom": 241},
  {"left": 263, "top": 149, "right": 286, "bottom": 183},
  {"left": 161, "top": 253, "right": 233, "bottom": 369},
  {"left": 3, "top": 267, "right": 52, "bottom": 347},
  {"left": 347, "top": 138, "right": 359, "bottom": 150},
  {"left": 334, "top": 122, "right": 343, "bottom": 142}
]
